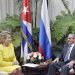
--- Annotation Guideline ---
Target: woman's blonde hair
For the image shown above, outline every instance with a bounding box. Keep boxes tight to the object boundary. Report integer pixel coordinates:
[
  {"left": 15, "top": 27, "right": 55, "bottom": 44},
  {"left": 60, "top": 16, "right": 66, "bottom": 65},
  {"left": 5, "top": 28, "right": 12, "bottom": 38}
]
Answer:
[{"left": 0, "top": 31, "right": 11, "bottom": 44}]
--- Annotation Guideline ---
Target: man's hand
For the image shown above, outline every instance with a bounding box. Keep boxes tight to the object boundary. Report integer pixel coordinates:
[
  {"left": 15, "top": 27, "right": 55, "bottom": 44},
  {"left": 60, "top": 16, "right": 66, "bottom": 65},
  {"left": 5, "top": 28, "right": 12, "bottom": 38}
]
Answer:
[
  {"left": 67, "top": 61, "right": 75, "bottom": 68},
  {"left": 52, "top": 58, "right": 59, "bottom": 63},
  {"left": 12, "top": 61, "right": 19, "bottom": 65}
]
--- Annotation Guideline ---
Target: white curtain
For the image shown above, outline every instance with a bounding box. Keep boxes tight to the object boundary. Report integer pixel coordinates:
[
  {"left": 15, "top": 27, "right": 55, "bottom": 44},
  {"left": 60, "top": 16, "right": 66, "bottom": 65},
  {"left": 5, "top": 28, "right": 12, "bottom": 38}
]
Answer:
[{"left": 0, "top": 0, "right": 75, "bottom": 26}]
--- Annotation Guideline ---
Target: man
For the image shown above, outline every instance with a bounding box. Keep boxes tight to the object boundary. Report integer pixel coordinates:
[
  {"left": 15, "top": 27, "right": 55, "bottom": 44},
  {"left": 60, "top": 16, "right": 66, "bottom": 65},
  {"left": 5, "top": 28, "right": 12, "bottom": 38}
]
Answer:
[{"left": 47, "top": 34, "right": 75, "bottom": 75}]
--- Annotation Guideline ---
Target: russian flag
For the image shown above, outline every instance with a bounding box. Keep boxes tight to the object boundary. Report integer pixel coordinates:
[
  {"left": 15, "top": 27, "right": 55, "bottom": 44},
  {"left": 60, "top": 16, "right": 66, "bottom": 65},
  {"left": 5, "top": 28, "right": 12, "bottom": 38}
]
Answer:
[
  {"left": 38, "top": 0, "right": 52, "bottom": 61},
  {"left": 21, "top": 0, "right": 32, "bottom": 63}
]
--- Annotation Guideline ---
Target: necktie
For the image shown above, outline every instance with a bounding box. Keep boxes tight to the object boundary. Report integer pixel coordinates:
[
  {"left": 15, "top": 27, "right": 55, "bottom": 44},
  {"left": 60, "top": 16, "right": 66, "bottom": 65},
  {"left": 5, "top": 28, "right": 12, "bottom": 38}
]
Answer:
[{"left": 64, "top": 45, "right": 71, "bottom": 62}]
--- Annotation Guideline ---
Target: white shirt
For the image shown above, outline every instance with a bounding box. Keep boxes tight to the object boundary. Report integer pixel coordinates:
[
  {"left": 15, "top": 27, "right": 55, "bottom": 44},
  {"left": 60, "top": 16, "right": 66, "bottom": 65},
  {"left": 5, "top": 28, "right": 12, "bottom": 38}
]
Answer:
[{"left": 68, "top": 43, "right": 75, "bottom": 60}]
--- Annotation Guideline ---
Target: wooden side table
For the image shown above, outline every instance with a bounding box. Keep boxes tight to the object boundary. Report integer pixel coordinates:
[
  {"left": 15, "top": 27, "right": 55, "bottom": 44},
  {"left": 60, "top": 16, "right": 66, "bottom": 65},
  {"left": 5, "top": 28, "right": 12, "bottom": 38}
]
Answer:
[{"left": 22, "top": 64, "right": 48, "bottom": 75}]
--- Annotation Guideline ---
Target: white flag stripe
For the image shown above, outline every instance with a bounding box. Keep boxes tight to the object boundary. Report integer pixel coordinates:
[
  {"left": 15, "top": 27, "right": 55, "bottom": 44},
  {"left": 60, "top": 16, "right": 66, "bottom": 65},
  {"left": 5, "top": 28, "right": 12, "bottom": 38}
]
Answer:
[
  {"left": 41, "top": 0, "right": 51, "bottom": 44},
  {"left": 24, "top": 42, "right": 28, "bottom": 63},
  {"left": 21, "top": 44, "right": 24, "bottom": 58}
]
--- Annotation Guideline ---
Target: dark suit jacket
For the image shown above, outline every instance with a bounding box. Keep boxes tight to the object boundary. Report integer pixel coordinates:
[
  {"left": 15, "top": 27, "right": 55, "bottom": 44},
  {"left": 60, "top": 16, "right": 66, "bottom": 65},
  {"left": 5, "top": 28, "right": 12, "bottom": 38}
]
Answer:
[{"left": 57, "top": 44, "right": 75, "bottom": 62}]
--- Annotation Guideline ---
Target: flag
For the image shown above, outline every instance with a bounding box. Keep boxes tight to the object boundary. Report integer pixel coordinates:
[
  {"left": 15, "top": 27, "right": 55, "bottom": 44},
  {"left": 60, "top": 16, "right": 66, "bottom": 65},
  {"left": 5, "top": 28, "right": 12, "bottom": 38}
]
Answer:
[
  {"left": 21, "top": 0, "right": 32, "bottom": 63},
  {"left": 38, "top": 0, "right": 52, "bottom": 61}
]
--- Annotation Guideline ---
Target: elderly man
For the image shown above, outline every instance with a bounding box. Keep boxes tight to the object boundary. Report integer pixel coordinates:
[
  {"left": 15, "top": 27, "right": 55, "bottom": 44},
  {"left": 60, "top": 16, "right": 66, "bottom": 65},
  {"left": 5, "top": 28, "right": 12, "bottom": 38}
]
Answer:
[{"left": 47, "top": 34, "right": 75, "bottom": 75}]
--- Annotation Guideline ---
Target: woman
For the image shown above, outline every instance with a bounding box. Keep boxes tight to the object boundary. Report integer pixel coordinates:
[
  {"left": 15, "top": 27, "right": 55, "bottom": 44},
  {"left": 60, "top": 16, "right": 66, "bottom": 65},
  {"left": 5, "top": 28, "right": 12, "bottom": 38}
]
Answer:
[{"left": 0, "top": 31, "right": 23, "bottom": 75}]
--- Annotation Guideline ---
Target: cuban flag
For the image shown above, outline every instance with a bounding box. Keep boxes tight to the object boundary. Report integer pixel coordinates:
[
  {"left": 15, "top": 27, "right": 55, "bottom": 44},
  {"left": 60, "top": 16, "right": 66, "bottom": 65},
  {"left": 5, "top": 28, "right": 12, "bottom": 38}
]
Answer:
[
  {"left": 21, "top": 0, "right": 32, "bottom": 63},
  {"left": 38, "top": 0, "right": 52, "bottom": 61}
]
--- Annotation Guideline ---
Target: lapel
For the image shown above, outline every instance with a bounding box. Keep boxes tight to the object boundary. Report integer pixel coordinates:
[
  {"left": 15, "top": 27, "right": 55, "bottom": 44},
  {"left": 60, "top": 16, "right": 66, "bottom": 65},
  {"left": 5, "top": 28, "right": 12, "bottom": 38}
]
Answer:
[
  {"left": 63, "top": 44, "right": 69, "bottom": 58},
  {"left": 64, "top": 44, "right": 69, "bottom": 53}
]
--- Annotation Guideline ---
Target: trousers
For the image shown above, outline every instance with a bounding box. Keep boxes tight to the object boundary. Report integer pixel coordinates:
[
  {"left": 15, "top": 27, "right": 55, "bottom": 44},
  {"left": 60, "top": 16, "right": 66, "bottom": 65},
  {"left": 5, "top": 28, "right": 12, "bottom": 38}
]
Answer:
[{"left": 47, "top": 61, "right": 70, "bottom": 75}]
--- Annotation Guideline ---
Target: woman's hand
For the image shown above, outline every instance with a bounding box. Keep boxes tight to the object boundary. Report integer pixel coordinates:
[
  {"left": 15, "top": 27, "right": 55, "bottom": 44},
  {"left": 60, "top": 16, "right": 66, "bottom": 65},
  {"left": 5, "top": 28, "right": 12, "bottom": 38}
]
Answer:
[{"left": 12, "top": 61, "right": 19, "bottom": 65}]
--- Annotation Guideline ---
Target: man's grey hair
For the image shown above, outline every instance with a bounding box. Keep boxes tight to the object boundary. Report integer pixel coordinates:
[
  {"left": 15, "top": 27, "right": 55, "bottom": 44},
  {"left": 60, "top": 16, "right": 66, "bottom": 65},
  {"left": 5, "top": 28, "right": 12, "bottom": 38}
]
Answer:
[{"left": 68, "top": 34, "right": 75, "bottom": 38}]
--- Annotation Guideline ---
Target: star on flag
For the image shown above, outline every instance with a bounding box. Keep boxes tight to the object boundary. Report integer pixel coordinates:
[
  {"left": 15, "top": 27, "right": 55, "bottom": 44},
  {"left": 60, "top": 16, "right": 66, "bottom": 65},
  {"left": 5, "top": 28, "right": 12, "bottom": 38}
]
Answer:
[{"left": 23, "top": 6, "right": 29, "bottom": 15}]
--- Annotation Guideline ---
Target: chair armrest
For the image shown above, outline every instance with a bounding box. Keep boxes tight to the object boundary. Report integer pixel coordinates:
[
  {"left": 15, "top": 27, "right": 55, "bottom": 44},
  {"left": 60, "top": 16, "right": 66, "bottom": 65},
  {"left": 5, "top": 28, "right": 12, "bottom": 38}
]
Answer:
[{"left": 0, "top": 71, "right": 9, "bottom": 75}]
